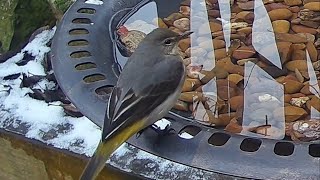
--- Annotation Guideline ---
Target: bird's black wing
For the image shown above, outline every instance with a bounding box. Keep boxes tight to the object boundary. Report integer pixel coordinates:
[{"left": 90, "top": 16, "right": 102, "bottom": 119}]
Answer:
[{"left": 102, "top": 57, "right": 184, "bottom": 140}]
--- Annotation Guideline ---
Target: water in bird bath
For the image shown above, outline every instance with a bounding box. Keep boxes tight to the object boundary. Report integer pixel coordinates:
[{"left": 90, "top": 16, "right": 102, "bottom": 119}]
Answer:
[{"left": 113, "top": 0, "right": 320, "bottom": 142}]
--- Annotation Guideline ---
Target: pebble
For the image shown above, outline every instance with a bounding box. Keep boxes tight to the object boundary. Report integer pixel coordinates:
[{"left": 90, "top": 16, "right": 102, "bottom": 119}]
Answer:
[
  {"left": 268, "top": 8, "right": 293, "bottom": 21},
  {"left": 272, "top": 20, "right": 290, "bottom": 33}
]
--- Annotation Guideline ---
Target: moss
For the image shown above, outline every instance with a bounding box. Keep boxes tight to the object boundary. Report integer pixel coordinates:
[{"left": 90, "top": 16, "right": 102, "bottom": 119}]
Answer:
[
  {"left": 0, "top": 0, "right": 18, "bottom": 53},
  {"left": 9, "top": 0, "right": 56, "bottom": 51},
  {"left": 54, "top": 0, "right": 73, "bottom": 12}
]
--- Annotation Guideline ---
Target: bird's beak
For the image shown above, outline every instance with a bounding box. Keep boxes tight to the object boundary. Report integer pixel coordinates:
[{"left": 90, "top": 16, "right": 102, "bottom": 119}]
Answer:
[{"left": 177, "top": 31, "right": 193, "bottom": 40}]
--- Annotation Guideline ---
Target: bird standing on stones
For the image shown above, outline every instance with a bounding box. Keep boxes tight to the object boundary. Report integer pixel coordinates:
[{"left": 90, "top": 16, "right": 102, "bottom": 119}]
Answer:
[{"left": 80, "top": 28, "right": 192, "bottom": 180}]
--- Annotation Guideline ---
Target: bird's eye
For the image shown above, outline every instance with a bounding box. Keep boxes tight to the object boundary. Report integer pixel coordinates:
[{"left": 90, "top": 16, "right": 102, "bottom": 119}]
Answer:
[{"left": 164, "top": 39, "right": 173, "bottom": 45}]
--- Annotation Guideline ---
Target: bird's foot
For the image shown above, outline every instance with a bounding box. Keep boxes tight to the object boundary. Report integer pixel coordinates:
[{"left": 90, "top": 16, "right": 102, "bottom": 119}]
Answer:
[
  {"left": 136, "top": 124, "right": 175, "bottom": 138},
  {"left": 151, "top": 124, "right": 175, "bottom": 136},
  {"left": 136, "top": 126, "right": 148, "bottom": 138}
]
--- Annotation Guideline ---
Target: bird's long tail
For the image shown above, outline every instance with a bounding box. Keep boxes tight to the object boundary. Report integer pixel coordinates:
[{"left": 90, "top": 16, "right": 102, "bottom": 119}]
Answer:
[
  {"left": 79, "top": 140, "right": 116, "bottom": 180},
  {"left": 80, "top": 119, "right": 146, "bottom": 180}
]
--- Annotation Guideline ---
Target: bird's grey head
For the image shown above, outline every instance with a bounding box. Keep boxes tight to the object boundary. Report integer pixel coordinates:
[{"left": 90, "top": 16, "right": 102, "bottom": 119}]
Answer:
[{"left": 142, "top": 28, "right": 192, "bottom": 55}]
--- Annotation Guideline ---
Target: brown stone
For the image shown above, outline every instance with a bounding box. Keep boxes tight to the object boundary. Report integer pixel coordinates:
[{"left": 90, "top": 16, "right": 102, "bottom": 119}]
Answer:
[
  {"left": 291, "top": 25, "right": 318, "bottom": 35},
  {"left": 225, "top": 118, "right": 243, "bottom": 133},
  {"left": 200, "top": 67, "right": 229, "bottom": 84},
  {"left": 289, "top": 6, "right": 301, "bottom": 12},
  {"left": 300, "top": 84, "right": 312, "bottom": 95},
  {"left": 292, "top": 50, "right": 306, "bottom": 60},
  {"left": 228, "top": 74, "right": 244, "bottom": 84},
  {"left": 306, "top": 41, "right": 318, "bottom": 62},
  {"left": 272, "top": 20, "right": 291, "bottom": 33},
  {"left": 274, "top": 106, "right": 308, "bottom": 122},
  {"left": 268, "top": 8, "right": 293, "bottom": 21},
  {"left": 244, "top": 12, "right": 255, "bottom": 24},
  {"left": 216, "top": 79, "right": 238, "bottom": 88},
  {"left": 232, "top": 46, "right": 256, "bottom": 59},
  {"left": 182, "top": 78, "right": 201, "bottom": 92},
  {"left": 307, "top": 96, "right": 320, "bottom": 112},
  {"left": 291, "top": 18, "right": 302, "bottom": 24},
  {"left": 174, "top": 100, "right": 189, "bottom": 111},
  {"left": 304, "top": 2, "right": 320, "bottom": 11},
  {"left": 284, "top": 0, "right": 302, "bottom": 6},
  {"left": 236, "top": 11, "right": 251, "bottom": 20},
  {"left": 275, "top": 33, "right": 308, "bottom": 43},
  {"left": 297, "top": 33, "right": 315, "bottom": 42},
  {"left": 218, "top": 86, "right": 239, "bottom": 100},
  {"left": 156, "top": 18, "right": 168, "bottom": 28},
  {"left": 199, "top": 39, "right": 226, "bottom": 50},
  {"left": 208, "top": 49, "right": 227, "bottom": 60},
  {"left": 179, "top": 6, "right": 190, "bottom": 16},
  {"left": 230, "top": 96, "right": 244, "bottom": 111},
  {"left": 198, "top": 22, "right": 221, "bottom": 35},
  {"left": 285, "top": 60, "right": 308, "bottom": 71},
  {"left": 291, "top": 43, "right": 306, "bottom": 50},
  {"left": 283, "top": 79, "right": 304, "bottom": 93},
  {"left": 178, "top": 38, "right": 190, "bottom": 52},
  {"left": 208, "top": 10, "right": 220, "bottom": 18},
  {"left": 277, "top": 42, "right": 293, "bottom": 64},
  {"left": 300, "top": 21, "right": 320, "bottom": 28},
  {"left": 237, "top": 27, "right": 252, "bottom": 35},
  {"left": 215, "top": 113, "right": 236, "bottom": 126},
  {"left": 163, "top": 13, "right": 185, "bottom": 26},
  {"left": 284, "top": 94, "right": 292, "bottom": 103},
  {"left": 179, "top": 91, "right": 204, "bottom": 103},
  {"left": 238, "top": 1, "right": 255, "bottom": 10},
  {"left": 237, "top": 58, "right": 258, "bottom": 66},
  {"left": 291, "top": 93, "right": 307, "bottom": 98}
]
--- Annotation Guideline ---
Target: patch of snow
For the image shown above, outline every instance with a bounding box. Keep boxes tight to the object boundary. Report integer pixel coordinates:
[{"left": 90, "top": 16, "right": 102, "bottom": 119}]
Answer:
[
  {"left": 0, "top": 27, "right": 101, "bottom": 156},
  {"left": 85, "top": 0, "right": 103, "bottom": 5},
  {"left": 154, "top": 118, "right": 171, "bottom": 130},
  {"left": 178, "top": 132, "right": 194, "bottom": 139}
]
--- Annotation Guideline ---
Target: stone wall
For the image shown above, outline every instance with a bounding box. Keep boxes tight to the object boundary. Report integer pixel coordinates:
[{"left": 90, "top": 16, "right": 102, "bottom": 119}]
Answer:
[{"left": 0, "top": 0, "right": 74, "bottom": 54}]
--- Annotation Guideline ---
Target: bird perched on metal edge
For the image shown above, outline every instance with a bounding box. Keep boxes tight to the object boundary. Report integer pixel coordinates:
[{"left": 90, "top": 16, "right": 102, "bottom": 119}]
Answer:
[{"left": 80, "top": 28, "right": 193, "bottom": 180}]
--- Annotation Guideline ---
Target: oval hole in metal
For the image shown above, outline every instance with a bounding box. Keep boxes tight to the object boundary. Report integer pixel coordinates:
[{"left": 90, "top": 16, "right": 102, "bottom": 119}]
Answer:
[
  {"left": 95, "top": 85, "right": 114, "bottom": 101},
  {"left": 208, "top": 133, "right": 231, "bottom": 146},
  {"left": 178, "top": 125, "right": 201, "bottom": 139},
  {"left": 69, "top": 28, "right": 89, "bottom": 35},
  {"left": 72, "top": 18, "right": 92, "bottom": 24},
  {"left": 77, "top": 8, "right": 96, "bottom": 14},
  {"left": 309, "top": 144, "right": 320, "bottom": 157},
  {"left": 70, "top": 51, "right": 91, "bottom": 58},
  {"left": 83, "top": 74, "right": 106, "bottom": 83},
  {"left": 75, "top": 62, "right": 97, "bottom": 70},
  {"left": 240, "top": 138, "right": 262, "bottom": 152},
  {"left": 274, "top": 142, "right": 294, "bottom": 156},
  {"left": 68, "top": 39, "right": 89, "bottom": 46}
]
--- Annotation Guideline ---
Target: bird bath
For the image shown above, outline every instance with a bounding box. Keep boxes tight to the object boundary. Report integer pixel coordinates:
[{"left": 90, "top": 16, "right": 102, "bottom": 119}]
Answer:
[{"left": 51, "top": 0, "right": 320, "bottom": 179}]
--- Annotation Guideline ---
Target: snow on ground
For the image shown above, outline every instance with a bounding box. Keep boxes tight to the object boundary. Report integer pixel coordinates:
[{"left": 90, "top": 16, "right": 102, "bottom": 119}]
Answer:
[
  {"left": 0, "top": 27, "right": 101, "bottom": 156},
  {"left": 0, "top": 27, "right": 171, "bottom": 157}
]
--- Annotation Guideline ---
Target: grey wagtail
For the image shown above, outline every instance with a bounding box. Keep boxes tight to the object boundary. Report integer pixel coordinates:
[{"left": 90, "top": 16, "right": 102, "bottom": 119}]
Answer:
[{"left": 80, "top": 28, "right": 192, "bottom": 180}]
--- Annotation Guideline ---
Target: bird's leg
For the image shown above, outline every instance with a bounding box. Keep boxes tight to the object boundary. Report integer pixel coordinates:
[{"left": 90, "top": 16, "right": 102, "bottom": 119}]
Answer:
[
  {"left": 150, "top": 124, "right": 175, "bottom": 136},
  {"left": 136, "top": 124, "right": 175, "bottom": 138},
  {"left": 136, "top": 126, "right": 149, "bottom": 138}
]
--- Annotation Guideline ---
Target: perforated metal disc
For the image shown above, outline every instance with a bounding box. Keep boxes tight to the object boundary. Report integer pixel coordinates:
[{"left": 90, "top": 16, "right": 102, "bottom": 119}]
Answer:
[{"left": 51, "top": 0, "right": 320, "bottom": 179}]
